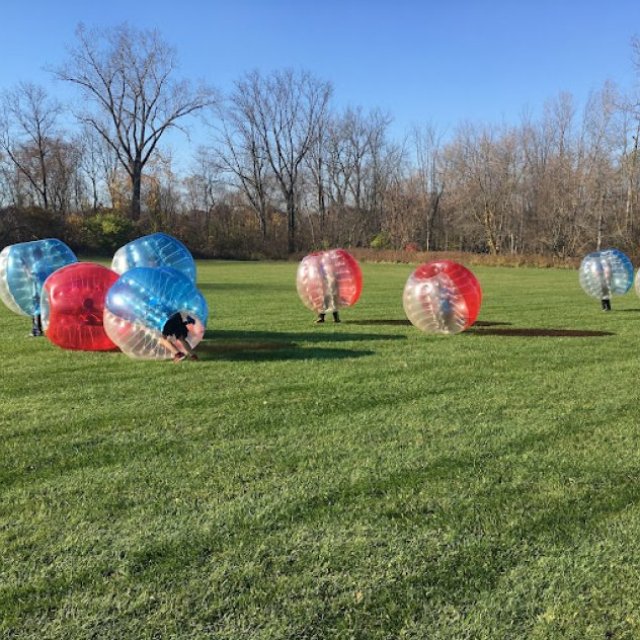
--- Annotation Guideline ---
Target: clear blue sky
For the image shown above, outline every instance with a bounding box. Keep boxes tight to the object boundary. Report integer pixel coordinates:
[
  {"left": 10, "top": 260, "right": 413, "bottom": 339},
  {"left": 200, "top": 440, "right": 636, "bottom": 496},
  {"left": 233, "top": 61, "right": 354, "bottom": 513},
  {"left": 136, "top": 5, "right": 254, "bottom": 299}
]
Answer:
[{"left": 3, "top": 0, "right": 640, "bottom": 162}]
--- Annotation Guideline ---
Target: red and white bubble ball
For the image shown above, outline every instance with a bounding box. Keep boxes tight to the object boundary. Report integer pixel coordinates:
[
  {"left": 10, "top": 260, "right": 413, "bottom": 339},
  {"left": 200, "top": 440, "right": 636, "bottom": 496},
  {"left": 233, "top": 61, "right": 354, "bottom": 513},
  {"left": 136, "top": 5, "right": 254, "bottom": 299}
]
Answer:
[
  {"left": 403, "top": 260, "right": 482, "bottom": 335},
  {"left": 296, "top": 249, "right": 363, "bottom": 314},
  {"left": 41, "top": 262, "right": 119, "bottom": 351}
]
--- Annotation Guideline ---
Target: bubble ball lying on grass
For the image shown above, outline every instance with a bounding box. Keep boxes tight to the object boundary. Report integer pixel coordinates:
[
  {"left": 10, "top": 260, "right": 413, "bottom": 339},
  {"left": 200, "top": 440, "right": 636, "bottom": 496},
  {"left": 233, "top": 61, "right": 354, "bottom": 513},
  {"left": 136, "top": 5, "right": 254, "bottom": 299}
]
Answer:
[
  {"left": 104, "top": 266, "right": 208, "bottom": 359},
  {"left": 41, "top": 262, "right": 119, "bottom": 351},
  {"left": 579, "top": 249, "right": 633, "bottom": 311},
  {"left": 111, "top": 232, "right": 196, "bottom": 282},
  {"left": 296, "top": 249, "right": 363, "bottom": 315},
  {"left": 0, "top": 239, "right": 77, "bottom": 317},
  {"left": 403, "top": 260, "right": 482, "bottom": 335}
]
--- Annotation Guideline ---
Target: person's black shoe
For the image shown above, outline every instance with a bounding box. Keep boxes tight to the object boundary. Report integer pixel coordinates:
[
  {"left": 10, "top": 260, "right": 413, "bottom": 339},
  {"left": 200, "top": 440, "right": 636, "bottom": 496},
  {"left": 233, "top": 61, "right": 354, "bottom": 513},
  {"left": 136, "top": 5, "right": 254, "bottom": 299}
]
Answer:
[{"left": 315, "top": 314, "right": 325, "bottom": 324}]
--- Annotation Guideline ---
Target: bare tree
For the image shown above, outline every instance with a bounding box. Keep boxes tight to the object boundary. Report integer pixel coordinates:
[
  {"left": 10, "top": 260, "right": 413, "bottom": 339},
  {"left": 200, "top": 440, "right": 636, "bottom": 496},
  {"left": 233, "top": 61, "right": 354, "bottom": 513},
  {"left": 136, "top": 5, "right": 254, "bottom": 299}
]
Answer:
[
  {"left": 411, "top": 123, "right": 445, "bottom": 250},
  {"left": 142, "top": 150, "right": 182, "bottom": 230},
  {"left": 445, "top": 123, "right": 519, "bottom": 254},
  {"left": 321, "top": 107, "right": 394, "bottom": 245},
  {"left": 52, "top": 23, "right": 216, "bottom": 220},
  {"left": 0, "top": 83, "right": 64, "bottom": 211},
  {"left": 540, "top": 93, "right": 581, "bottom": 256},
  {"left": 47, "top": 136, "right": 83, "bottom": 213},
  {"left": 380, "top": 171, "right": 424, "bottom": 248},
  {"left": 214, "top": 93, "right": 274, "bottom": 242},
  {"left": 616, "top": 35, "right": 640, "bottom": 242},
  {"left": 183, "top": 146, "right": 226, "bottom": 244},
  {"left": 77, "top": 125, "right": 113, "bottom": 210},
  {"left": 229, "top": 69, "right": 332, "bottom": 253},
  {"left": 579, "top": 82, "right": 619, "bottom": 249},
  {"left": 185, "top": 148, "right": 217, "bottom": 213},
  {"left": 303, "top": 115, "right": 330, "bottom": 245},
  {"left": 618, "top": 99, "right": 640, "bottom": 241}
]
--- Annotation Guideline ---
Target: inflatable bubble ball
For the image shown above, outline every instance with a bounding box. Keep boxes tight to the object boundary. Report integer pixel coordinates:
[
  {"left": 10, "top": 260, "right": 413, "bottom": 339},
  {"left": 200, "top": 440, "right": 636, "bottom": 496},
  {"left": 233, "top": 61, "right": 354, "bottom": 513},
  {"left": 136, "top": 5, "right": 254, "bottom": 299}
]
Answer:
[
  {"left": 104, "top": 266, "right": 208, "bottom": 359},
  {"left": 111, "top": 232, "right": 196, "bottom": 282},
  {"left": 579, "top": 249, "right": 633, "bottom": 300},
  {"left": 0, "top": 239, "right": 77, "bottom": 317},
  {"left": 403, "top": 260, "right": 482, "bottom": 335},
  {"left": 296, "top": 249, "right": 363, "bottom": 314},
  {"left": 41, "top": 262, "right": 119, "bottom": 351}
]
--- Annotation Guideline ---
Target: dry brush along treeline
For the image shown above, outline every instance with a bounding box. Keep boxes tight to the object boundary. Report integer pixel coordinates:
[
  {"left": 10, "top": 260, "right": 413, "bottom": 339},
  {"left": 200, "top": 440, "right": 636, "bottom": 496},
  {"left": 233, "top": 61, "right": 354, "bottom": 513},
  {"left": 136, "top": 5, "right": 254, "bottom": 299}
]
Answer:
[{"left": 2, "top": 24, "right": 640, "bottom": 263}]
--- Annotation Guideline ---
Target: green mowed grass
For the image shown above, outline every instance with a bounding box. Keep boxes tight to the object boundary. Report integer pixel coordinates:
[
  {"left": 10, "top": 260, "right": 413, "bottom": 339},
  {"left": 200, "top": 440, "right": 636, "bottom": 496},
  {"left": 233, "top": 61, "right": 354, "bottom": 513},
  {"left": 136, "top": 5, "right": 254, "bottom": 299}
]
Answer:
[{"left": 2, "top": 260, "right": 640, "bottom": 639}]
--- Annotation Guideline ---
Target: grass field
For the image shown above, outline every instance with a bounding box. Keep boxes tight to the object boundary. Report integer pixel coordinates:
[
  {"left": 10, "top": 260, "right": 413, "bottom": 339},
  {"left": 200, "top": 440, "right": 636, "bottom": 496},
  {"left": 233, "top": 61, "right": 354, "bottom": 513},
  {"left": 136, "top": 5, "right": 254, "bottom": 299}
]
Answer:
[{"left": 2, "top": 260, "right": 640, "bottom": 639}]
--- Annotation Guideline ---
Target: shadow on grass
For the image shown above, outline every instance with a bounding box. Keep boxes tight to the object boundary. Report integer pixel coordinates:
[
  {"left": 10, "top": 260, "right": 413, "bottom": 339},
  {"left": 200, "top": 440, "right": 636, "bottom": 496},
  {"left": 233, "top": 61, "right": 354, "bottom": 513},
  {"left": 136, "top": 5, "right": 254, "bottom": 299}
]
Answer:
[
  {"left": 196, "top": 340, "right": 374, "bottom": 362},
  {"left": 469, "top": 326, "right": 614, "bottom": 338},
  {"left": 198, "top": 328, "right": 391, "bottom": 361},
  {"left": 349, "top": 318, "right": 613, "bottom": 338},
  {"left": 349, "top": 319, "right": 513, "bottom": 328},
  {"left": 203, "top": 328, "right": 406, "bottom": 344}
]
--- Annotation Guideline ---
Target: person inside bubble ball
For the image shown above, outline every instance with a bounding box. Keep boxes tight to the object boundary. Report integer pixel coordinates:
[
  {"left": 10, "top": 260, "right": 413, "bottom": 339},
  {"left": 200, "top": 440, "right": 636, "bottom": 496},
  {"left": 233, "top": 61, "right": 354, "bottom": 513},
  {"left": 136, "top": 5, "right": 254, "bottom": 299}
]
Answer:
[
  {"left": 160, "top": 312, "right": 199, "bottom": 363},
  {"left": 601, "top": 261, "right": 612, "bottom": 311},
  {"left": 19, "top": 246, "right": 46, "bottom": 336},
  {"left": 79, "top": 298, "right": 102, "bottom": 325},
  {"left": 29, "top": 277, "right": 44, "bottom": 336},
  {"left": 315, "top": 255, "right": 341, "bottom": 324}
]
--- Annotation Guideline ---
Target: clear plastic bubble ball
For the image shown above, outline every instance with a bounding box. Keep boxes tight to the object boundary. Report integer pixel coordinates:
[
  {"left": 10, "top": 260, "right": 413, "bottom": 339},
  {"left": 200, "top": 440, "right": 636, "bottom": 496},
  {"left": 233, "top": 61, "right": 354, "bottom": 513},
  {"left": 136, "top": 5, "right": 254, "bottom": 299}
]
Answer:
[
  {"left": 111, "top": 232, "right": 196, "bottom": 282},
  {"left": 0, "top": 239, "right": 77, "bottom": 316},
  {"left": 579, "top": 249, "right": 633, "bottom": 299},
  {"left": 41, "top": 262, "right": 119, "bottom": 351},
  {"left": 403, "top": 260, "right": 482, "bottom": 335},
  {"left": 296, "top": 249, "right": 363, "bottom": 313},
  {"left": 104, "top": 266, "right": 208, "bottom": 359}
]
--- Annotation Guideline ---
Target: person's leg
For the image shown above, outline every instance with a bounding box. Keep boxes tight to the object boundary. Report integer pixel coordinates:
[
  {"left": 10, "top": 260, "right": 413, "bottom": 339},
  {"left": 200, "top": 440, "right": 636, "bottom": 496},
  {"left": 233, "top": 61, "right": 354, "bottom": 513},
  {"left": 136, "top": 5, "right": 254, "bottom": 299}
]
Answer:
[
  {"left": 315, "top": 313, "right": 325, "bottom": 323},
  {"left": 159, "top": 336, "right": 185, "bottom": 361},
  {"left": 177, "top": 338, "right": 198, "bottom": 360},
  {"left": 31, "top": 315, "right": 43, "bottom": 336},
  {"left": 333, "top": 311, "right": 340, "bottom": 323}
]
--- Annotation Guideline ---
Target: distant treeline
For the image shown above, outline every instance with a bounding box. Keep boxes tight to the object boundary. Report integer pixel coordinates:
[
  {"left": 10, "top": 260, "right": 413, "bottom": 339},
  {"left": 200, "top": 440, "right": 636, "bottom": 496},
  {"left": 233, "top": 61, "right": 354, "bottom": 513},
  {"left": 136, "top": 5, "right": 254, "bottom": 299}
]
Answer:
[{"left": 2, "top": 25, "right": 640, "bottom": 261}]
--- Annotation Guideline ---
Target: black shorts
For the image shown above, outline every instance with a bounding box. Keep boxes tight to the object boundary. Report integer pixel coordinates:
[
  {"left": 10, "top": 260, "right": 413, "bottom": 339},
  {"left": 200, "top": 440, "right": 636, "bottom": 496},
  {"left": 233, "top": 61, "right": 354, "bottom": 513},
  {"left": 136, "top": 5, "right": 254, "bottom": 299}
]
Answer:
[{"left": 162, "top": 313, "right": 188, "bottom": 339}]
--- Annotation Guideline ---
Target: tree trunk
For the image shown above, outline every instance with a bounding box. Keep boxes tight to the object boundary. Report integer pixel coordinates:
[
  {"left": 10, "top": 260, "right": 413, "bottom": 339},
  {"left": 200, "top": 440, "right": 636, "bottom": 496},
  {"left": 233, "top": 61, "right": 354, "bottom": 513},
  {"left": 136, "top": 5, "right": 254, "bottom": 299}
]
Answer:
[
  {"left": 484, "top": 204, "right": 499, "bottom": 254},
  {"left": 287, "top": 193, "right": 296, "bottom": 254},
  {"left": 259, "top": 193, "right": 268, "bottom": 244},
  {"left": 318, "top": 181, "right": 326, "bottom": 239},
  {"left": 625, "top": 131, "right": 639, "bottom": 238},
  {"left": 130, "top": 159, "right": 142, "bottom": 221},
  {"left": 425, "top": 189, "right": 442, "bottom": 251}
]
